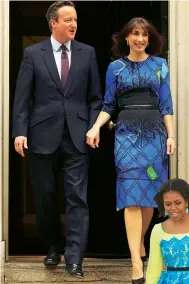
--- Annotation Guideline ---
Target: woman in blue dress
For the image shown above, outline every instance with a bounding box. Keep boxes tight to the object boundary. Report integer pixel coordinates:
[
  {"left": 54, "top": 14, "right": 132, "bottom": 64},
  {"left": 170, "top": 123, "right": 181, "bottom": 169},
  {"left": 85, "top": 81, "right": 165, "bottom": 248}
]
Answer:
[
  {"left": 146, "top": 178, "right": 189, "bottom": 284},
  {"left": 86, "top": 17, "right": 176, "bottom": 283}
]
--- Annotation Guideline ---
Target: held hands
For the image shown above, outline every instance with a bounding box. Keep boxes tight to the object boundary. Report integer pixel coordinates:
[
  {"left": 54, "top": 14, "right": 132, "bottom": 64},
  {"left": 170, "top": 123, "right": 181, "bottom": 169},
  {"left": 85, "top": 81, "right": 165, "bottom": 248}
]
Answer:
[
  {"left": 86, "top": 126, "right": 100, "bottom": 149},
  {"left": 167, "top": 137, "right": 176, "bottom": 155},
  {"left": 14, "top": 136, "right": 28, "bottom": 157}
]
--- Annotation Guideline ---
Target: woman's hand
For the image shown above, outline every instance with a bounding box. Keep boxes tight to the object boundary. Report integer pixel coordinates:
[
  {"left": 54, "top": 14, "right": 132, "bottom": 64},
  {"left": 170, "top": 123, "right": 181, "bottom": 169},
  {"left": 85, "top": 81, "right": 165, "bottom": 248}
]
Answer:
[
  {"left": 86, "top": 126, "right": 100, "bottom": 149},
  {"left": 167, "top": 137, "right": 176, "bottom": 155}
]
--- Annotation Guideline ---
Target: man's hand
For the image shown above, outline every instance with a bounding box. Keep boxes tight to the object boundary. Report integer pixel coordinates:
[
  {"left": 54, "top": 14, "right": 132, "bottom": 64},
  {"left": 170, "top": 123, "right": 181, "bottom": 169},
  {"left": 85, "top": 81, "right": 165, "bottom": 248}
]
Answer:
[
  {"left": 86, "top": 126, "right": 100, "bottom": 149},
  {"left": 14, "top": 136, "right": 28, "bottom": 157}
]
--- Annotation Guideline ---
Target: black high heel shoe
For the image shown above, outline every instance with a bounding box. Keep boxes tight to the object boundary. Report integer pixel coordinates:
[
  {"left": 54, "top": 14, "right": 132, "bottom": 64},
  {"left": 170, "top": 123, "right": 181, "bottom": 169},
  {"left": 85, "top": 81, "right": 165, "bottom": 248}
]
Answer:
[
  {"left": 131, "top": 260, "right": 145, "bottom": 284},
  {"left": 141, "top": 256, "right": 147, "bottom": 262},
  {"left": 131, "top": 257, "right": 145, "bottom": 284},
  {"left": 131, "top": 277, "right": 145, "bottom": 284}
]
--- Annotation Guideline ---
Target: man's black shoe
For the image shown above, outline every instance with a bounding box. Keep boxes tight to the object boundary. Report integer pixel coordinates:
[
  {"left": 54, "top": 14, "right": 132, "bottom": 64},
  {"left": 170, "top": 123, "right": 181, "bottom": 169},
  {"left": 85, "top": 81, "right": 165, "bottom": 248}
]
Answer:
[
  {"left": 43, "top": 246, "right": 61, "bottom": 266},
  {"left": 66, "top": 264, "right": 84, "bottom": 277}
]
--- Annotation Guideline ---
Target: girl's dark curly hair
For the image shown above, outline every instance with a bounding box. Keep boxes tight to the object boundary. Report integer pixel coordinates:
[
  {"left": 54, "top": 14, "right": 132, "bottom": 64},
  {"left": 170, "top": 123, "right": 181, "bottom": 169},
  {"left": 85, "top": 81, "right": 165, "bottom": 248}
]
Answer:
[
  {"left": 154, "top": 178, "right": 189, "bottom": 217},
  {"left": 111, "top": 17, "right": 164, "bottom": 60}
]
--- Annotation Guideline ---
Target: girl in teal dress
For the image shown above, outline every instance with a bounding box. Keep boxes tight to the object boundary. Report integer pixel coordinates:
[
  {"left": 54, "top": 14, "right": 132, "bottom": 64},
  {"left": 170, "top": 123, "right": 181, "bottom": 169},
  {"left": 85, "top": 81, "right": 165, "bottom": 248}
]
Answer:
[{"left": 146, "top": 178, "right": 189, "bottom": 283}]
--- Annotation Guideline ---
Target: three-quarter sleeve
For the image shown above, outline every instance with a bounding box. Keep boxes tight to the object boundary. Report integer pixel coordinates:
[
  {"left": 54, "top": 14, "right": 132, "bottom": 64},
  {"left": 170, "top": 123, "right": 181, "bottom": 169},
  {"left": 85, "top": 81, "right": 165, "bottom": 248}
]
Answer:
[
  {"left": 146, "top": 224, "right": 164, "bottom": 284},
  {"left": 101, "top": 63, "right": 117, "bottom": 115},
  {"left": 158, "top": 59, "right": 173, "bottom": 116}
]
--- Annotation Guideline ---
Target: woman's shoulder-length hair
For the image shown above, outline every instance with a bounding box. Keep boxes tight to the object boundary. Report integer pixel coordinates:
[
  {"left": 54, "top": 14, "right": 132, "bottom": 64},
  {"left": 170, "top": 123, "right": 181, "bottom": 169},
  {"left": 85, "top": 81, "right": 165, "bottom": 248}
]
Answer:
[{"left": 111, "top": 17, "right": 165, "bottom": 60}]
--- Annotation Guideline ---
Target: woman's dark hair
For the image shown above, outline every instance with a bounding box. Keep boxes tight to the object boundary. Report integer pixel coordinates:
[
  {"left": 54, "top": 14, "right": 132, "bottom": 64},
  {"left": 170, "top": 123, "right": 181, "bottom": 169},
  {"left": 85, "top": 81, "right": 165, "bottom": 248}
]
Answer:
[
  {"left": 111, "top": 17, "right": 164, "bottom": 59},
  {"left": 154, "top": 178, "right": 189, "bottom": 217}
]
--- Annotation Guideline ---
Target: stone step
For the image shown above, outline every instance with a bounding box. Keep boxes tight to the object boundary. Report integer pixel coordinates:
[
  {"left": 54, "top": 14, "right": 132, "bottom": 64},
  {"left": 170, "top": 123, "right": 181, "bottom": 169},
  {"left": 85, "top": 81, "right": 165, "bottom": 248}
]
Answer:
[{"left": 4, "top": 256, "right": 147, "bottom": 283}]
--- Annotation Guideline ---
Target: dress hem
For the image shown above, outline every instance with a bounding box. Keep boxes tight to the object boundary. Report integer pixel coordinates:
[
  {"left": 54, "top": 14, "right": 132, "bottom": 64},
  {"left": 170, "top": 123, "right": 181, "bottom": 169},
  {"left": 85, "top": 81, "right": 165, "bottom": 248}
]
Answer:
[{"left": 117, "top": 204, "right": 158, "bottom": 211}]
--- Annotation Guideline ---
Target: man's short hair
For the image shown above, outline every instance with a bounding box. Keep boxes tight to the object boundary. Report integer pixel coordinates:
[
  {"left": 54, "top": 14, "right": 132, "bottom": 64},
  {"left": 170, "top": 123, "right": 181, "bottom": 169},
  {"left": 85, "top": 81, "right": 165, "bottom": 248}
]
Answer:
[{"left": 46, "top": 1, "right": 75, "bottom": 31}]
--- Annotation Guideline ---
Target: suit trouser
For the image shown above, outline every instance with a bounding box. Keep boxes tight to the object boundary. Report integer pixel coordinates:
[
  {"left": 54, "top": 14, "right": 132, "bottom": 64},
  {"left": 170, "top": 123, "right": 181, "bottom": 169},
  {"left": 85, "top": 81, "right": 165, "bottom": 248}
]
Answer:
[{"left": 28, "top": 122, "right": 89, "bottom": 264}]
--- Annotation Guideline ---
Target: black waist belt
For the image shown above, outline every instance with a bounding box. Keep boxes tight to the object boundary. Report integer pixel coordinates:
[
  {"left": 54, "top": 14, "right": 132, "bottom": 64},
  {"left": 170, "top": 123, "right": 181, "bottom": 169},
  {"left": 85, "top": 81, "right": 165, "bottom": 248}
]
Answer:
[
  {"left": 120, "top": 105, "right": 158, "bottom": 110},
  {"left": 167, "top": 267, "right": 189, "bottom": 271}
]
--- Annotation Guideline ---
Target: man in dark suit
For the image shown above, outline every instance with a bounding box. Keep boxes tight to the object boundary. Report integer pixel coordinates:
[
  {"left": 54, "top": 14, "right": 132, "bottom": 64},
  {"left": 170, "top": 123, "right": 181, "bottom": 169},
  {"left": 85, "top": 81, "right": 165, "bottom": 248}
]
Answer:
[{"left": 12, "top": 0, "right": 102, "bottom": 277}]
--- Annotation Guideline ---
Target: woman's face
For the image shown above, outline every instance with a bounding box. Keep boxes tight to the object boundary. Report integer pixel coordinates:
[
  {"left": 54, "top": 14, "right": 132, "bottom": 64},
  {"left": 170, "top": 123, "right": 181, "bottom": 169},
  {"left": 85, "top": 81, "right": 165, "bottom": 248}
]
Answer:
[
  {"left": 163, "top": 191, "right": 188, "bottom": 221},
  {"left": 126, "top": 26, "right": 149, "bottom": 54}
]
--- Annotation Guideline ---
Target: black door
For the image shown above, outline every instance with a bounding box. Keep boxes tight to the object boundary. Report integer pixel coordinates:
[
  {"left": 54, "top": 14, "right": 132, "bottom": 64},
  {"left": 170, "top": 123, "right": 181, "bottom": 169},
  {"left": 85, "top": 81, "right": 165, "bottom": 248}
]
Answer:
[{"left": 9, "top": 1, "right": 168, "bottom": 257}]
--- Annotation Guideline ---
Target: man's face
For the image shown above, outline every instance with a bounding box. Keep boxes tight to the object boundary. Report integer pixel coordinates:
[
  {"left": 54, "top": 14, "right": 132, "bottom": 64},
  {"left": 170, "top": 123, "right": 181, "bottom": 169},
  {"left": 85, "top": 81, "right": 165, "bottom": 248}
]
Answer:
[{"left": 51, "top": 6, "right": 77, "bottom": 42}]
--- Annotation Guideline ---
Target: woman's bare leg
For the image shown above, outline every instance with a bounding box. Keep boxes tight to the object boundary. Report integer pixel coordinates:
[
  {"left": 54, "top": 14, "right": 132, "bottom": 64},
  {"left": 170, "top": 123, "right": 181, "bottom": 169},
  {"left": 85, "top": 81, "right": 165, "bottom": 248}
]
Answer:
[
  {"left": 140, "top": 207, "right": 154, "bottom": 257},
  {"left": 124, "top": 206, "right": 143, "bottom": 279}
]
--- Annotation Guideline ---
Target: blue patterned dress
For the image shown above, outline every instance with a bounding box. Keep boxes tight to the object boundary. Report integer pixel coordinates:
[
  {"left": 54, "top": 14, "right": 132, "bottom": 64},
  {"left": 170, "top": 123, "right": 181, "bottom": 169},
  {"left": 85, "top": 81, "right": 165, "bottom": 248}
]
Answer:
[
  {"left": 146, "top": 223, "right": 189, "bottom": 284},
  {"left": 102, "top": 56, "right": 173, "bottom": 210}
]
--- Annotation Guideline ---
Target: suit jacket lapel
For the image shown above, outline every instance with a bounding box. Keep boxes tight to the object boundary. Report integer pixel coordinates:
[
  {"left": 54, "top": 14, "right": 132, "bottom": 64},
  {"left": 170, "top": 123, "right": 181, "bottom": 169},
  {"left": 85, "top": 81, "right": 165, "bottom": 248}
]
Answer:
[
  {"left": 64, "top": 40, "right": 81, "bottom": 97},
  {"left": 41, "top": 39, "right": 64, "bottom": 95}
]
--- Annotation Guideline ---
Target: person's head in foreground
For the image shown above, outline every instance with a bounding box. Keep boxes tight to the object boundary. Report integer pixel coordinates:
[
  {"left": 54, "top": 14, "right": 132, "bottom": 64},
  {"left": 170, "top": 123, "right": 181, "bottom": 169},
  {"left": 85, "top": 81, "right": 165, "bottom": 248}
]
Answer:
[{"left": 155, "top": 178, "right": 189, "bottom": 221}]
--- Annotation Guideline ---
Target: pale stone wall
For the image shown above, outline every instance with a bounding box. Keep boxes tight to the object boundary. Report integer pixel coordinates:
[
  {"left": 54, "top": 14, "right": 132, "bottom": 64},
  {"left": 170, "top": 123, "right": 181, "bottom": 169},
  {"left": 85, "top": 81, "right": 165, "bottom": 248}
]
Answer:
[
  {"left": 0, "top": 2, "right": 4, "bottom": 281},
  {"left": 169, "top": 0, "right": 189, "bottom": 181},
  {"left": 0, "top": 0, "right": 9, "bottom": 282}
]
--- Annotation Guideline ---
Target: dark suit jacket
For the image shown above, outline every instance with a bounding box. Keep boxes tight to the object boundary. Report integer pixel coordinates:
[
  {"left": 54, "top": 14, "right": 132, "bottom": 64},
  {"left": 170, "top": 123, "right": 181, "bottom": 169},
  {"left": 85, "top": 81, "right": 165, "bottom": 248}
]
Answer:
[{"left": 12, "top": 39, "right": 102, "bottom": 154}]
